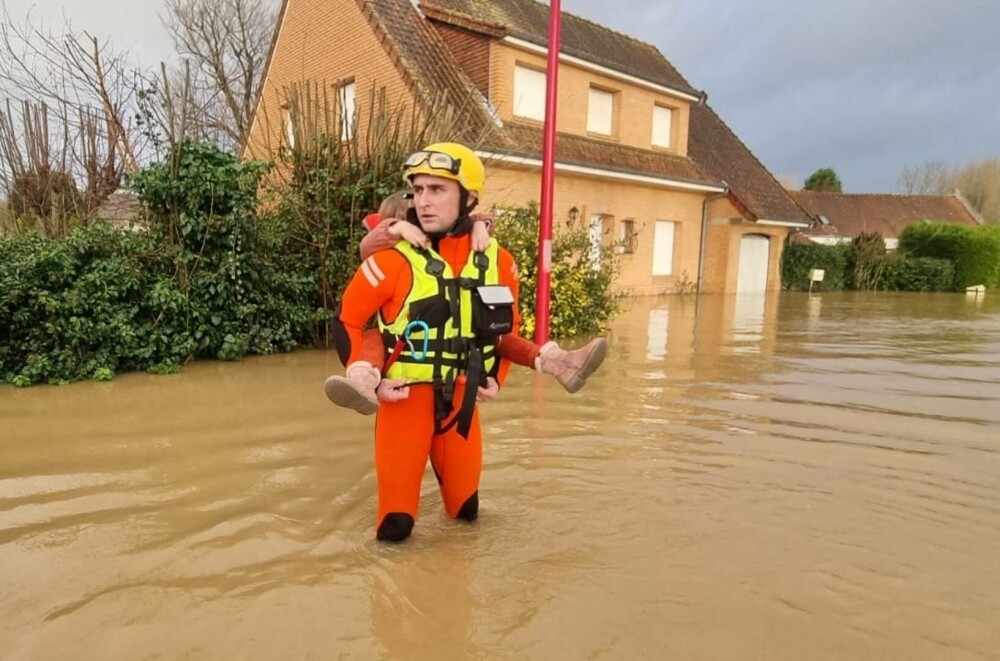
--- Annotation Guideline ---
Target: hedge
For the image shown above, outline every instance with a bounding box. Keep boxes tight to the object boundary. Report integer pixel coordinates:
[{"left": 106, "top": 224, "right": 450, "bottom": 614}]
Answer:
[
  {"left": 898, "top": 223, "right": 1000, "bottom": 289},
  {"left": 877, "top": 254, "right": 956, "bottom": 292},
  {"left": 781, "top": 242, "right": 853, "bottom": 291}
]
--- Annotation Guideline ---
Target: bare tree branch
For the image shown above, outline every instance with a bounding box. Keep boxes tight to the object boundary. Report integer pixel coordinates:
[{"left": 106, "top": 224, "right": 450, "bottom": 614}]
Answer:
[
  {"left": 0, "top": 6, "right": 157, "bottom": 233},
  {"left": 163, "top": 0, "right": 276, "bottom": 148},
  {"left": 898, "top": 159, "right": 1000, "bottom": 223},
  {"left": 897, "top": 161, "right": 949, "bottom": 195}
]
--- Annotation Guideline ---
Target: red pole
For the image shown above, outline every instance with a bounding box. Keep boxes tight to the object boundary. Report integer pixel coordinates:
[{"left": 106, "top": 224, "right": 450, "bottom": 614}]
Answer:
[{"left": 534, "top": 0, "right": 562, "bottom": 345}]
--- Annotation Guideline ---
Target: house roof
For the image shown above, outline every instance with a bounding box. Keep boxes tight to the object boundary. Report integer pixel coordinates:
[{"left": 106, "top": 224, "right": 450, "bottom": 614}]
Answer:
[
  {"left": 361, "top": 0, "right": 498, "bottom": 139},
  {"left": 791, "top": 191, "right": 981, "bottom": 238},
  {"left": 252, "top": 0, "right": 791, "bottom": 207},
  {"left": 688, "top": 103, "right": 809, "bottom": 223},
  {"left": 368, "top": 0, "right": 718, "bottom": 187},
  {"left": 420, "top": 0, "right": 700, "bottom": 98},
  {"left": 483, "top": 122, "right": 716, "bottom": 188},
  {"left": 93, "top": 190, "right": 142, "bottom": 224}
]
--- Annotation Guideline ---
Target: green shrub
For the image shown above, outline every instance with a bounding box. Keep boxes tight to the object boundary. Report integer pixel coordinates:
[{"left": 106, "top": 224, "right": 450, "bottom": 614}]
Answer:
[
  {"left": 781, "top": 242, "right": 853, "bottom": 290},
  {"left": 130, "top": 141, "right": 319, "bottom": 362},
  {"left": 1, "top": 142, "right": 319, "bottom": 386},
  {"left": 899, "top": 223, "right": 1000, "bottom": 289},
  {"left": 0, "top": 223, "right": 186, "bottom": 385},
  {"left": 851, "top": 232, "right": 888, "bottom": 290},
  {"left": 877, "top": 254, "right": 956, "bottom": 291},
  {"left": 492, "top": 202, "right": 619, "bottom": 338}
]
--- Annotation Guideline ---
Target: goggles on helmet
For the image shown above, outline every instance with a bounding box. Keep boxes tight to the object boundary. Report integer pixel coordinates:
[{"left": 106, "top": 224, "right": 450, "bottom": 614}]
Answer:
[{"left": 403, "top": 150, "right": 462, "bottom": 176}]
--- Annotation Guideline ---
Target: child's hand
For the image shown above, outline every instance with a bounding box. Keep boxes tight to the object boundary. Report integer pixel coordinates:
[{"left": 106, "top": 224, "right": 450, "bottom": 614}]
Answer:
[
  {"left": 470, "top": 212, "right": 493, "bottom": 228},
  {"left": 389, "top": 220, "right": 430, "bottom": 250},
  {"left": 476, "top": 377, "right": 499, "bottom": 402},
  {"left": 471, "top": 219, "right": 491, "bottom": 251}
]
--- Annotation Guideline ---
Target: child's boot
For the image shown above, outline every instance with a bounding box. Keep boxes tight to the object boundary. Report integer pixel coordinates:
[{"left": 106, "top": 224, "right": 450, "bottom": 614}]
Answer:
[
  {"left": 324, "top": 361, "right": 380, "bottom": 415},
  {"left": 536, "top": 338, "right": 608, "bottom": 393}
]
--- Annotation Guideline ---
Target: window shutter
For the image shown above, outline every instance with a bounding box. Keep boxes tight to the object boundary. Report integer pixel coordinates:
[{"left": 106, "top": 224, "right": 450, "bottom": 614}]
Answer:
[
  {"left": 652, "top": 105, "right": 673, "bottom": 148},
  {"left": 588, "top": 87, "right": 614, "bottom": 135},
  {"left": 513, "top": 66, "right": 546, "bottom": 121}
]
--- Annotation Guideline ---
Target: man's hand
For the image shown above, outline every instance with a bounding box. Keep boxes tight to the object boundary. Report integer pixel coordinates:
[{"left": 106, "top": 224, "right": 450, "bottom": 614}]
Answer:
[
  {"left": 476, "top": 376, "right": 499, "bottom": 402},
  {"left": 388, "top": 220, "right": 430, "bottom": 250},
  {"left": 377, "top": 378, "right": 411, "bottom": 402}
]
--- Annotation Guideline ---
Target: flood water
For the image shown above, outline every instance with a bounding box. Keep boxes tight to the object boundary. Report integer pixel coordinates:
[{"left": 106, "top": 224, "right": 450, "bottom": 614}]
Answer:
[{"left": 2, "top": 292, "right": 999, "bottom": 660}]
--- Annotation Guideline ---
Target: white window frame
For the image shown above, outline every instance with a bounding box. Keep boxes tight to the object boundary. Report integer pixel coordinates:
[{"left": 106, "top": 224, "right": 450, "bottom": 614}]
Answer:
[
  {"left": 589, "top": 214, "right": 606, "bottom": 270},
  {"left": 284, "top": 112, "right": 295, "bottom": 148},
  {"left": 513, "top": 65, "right": 546, "bottom": 121},
  {"left": 652, "top": 220, "right": 676, "bottom": 276},
  {"left": 587, "top": 86, "right": 614, "bottom": 135},
  {"left": 652, "top": 105, "right": 673, "bottom": 149},
  {"left": 339, "top": 81, "right": 357, "bottom": 141},
  {"left": 619, "top": 219, "right": 638, "bottom": 254}
]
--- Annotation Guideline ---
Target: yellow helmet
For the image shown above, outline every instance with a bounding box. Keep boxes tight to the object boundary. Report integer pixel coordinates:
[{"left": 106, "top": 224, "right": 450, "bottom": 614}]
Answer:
[{"left": 402, "top": 142, "right": 485, "bottom": 195}]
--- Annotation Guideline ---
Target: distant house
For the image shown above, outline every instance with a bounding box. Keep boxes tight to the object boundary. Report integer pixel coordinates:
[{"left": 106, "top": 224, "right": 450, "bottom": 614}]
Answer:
[
  {"left": 93, "top": 189, "right": 144, "bottom": 231},
  {"left": 791, "top": 191, "right": 982, "bottom": 250},
  {"left": 244, "top": 0, "right": 809, "bottom": 294}
]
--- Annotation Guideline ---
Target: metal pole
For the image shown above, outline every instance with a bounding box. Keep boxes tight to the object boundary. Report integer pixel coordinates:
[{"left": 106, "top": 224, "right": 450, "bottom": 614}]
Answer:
[{"left": 534, "top": 0, "right": 562, "bottom": 345}]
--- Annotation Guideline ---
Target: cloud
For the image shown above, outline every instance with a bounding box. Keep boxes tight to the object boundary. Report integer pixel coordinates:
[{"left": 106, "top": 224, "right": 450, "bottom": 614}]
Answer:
[
  {"left": 569, "top": 0, "right": 1000, "bottom": 192},
  {"left": 2, "top": 0, "right": 176, "bottom": 67}
]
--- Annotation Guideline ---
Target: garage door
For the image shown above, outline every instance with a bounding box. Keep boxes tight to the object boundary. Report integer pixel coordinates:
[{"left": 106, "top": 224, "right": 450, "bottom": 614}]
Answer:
[{"left": 737, "top": 234, "right": 770, "bottom": 293}]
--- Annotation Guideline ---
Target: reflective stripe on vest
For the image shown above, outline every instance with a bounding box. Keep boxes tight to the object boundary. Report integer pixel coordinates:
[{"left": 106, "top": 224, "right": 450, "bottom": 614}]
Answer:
[{"left": 379, "top": 238, "right": 501, "bottom": 384}]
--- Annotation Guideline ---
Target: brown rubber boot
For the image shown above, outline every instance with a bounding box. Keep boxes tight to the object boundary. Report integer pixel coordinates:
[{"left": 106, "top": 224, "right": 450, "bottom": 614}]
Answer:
[
  {"left": 324, "top": 361, "right": 380, "bottom": 415},
  {"left": 536, "top": 338, "right": 609, "bottom": 394}
]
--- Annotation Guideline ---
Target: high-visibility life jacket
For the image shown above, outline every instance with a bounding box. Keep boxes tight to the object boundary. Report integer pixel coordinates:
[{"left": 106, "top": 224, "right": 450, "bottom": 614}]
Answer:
[{"left": 378, "top": 239, "right": 502, "bottom": 386}]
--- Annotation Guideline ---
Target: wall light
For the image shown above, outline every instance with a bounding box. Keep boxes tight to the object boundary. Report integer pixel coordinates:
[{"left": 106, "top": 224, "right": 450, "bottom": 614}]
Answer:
[{"left": 567, "top": 206, "right": 580, "bottom": 226}]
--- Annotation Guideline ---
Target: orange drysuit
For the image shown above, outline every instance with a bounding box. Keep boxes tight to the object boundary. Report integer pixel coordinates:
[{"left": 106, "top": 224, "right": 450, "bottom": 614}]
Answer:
[{"left": 336, "top": 230, "right": 520, "bottom": 541}]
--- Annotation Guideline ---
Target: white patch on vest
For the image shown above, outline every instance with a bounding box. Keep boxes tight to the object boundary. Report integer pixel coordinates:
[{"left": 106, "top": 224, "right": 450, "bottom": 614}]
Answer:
[
  {"left": 366, "top": 256, "right": 386, "bottom": 281},
  {"left": 361, "top": 259, "right": 381, "bottom": 287}
]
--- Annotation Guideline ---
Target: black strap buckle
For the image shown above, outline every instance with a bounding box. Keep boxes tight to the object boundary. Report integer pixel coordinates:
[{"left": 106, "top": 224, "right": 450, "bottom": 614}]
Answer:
[
  {"left": 425, "top": 258, "right": 445, "bottom": 276},
  {"left": 473, "top": 252, "right": 489, "bottom": 271}
]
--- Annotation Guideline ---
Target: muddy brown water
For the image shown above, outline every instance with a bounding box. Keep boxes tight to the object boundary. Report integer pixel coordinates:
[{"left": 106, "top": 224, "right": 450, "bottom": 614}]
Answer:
[{"left": 2, "top": 292, "right": 998, "bottom": 660}]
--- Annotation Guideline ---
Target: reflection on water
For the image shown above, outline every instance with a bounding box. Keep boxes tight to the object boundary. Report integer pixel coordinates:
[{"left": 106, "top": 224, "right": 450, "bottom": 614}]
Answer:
[
  {"left": 646, "top": 308, "right": 669, "bottom": 361},
  {"left": 732, "top": 293, "right": 766, "bottom": 353},
  {"left": 2, "top": 292, "right": 999, "bottom": 660}
]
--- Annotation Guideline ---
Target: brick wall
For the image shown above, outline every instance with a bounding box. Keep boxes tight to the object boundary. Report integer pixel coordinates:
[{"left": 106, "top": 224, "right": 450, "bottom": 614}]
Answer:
[
  {"left": 244, "top": 0, "right": 419, "bottom": 160},
  {"left": 699, "top": 197, "right": 789, "bottom": 293},
  {"left": 429, "top": 22, "right": 492, "bottom": 97},
  {"left": 482, "top": 166, "right": 706, "bottom": 295},
  {"left": 489, "top": 43, "right": 691, "bottom": 158}
]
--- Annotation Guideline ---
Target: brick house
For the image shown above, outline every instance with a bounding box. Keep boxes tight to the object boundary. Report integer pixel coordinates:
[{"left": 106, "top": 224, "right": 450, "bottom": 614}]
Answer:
[
  {"left": 243, "top": 0, "right": 809, "bottom": 294},
  {"left": 790, "top": 191, "right": 982, "bottom": 249}
]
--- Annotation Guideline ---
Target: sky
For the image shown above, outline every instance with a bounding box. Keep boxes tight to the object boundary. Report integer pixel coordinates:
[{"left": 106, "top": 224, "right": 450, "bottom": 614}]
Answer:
[{"left": 3, "top": 0, "right": 999, "bottom": 193}]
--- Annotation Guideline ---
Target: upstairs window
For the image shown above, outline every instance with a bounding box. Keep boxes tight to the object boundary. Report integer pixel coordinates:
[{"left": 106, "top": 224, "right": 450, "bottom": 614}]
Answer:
[
  {"left": 513, "top": 65, "right": 545, "bottom": 121},
  {"left": 587, "top": 86, "right": 614, "bottom": 135},
  {"left": 652, "top": 105, "right": 673, "bottom": 149},
  {"left": 338, "top": 80, "right": 357, "bottom": 141}
]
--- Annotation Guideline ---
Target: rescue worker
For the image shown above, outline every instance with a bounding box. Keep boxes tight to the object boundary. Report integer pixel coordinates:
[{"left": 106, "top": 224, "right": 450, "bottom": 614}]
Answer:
[
  {"left": 331, "top": 142, "right": 522, "bottom": 542},
  {"left": 325, "top": 197, "right": 609, "bottom": 415}
]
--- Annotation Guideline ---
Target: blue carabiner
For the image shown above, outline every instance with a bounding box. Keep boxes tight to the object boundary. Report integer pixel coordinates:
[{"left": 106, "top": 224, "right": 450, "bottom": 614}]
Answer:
[{"left": 403, "top": 320, "right": 430, "bottom": 361}]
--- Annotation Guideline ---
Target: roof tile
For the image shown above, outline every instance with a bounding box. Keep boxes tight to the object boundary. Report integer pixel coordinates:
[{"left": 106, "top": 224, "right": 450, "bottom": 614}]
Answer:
[
  {"left": 791, "top": 191, "right": 980, "bottom": 238},
  {"left": 688, "top": 104, "right": 808, "bottom": 222},
  {"left": 363, "top": 0, "right": 497, "bottom": 139},
  {"left": 420, "top": 0, "right": 699, "bottom": 97},
  {"left": 483, "top": 122, "right": 715, "bottom": 186}
]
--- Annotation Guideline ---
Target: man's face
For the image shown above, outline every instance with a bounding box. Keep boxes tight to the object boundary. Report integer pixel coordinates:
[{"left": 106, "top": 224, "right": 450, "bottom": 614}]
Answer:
[{"left": 410, "top": 174, "right": 468, "bottom": 234}]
